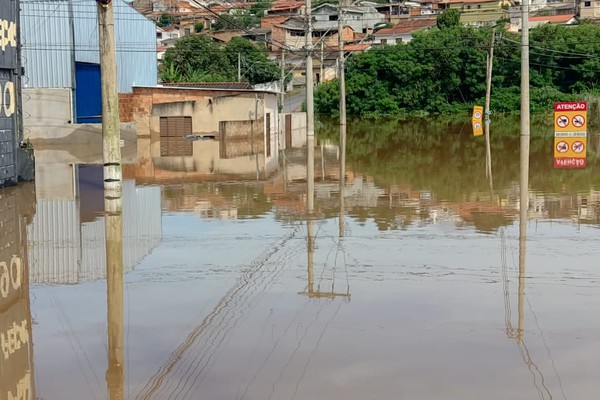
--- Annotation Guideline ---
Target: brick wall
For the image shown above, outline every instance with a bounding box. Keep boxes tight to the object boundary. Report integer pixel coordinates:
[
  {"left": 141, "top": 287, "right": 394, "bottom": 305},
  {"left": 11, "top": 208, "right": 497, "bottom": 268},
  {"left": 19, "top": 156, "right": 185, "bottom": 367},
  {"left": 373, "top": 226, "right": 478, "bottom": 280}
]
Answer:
[{"left": 119, "top": 93, "right": 135, "bottom": 122}]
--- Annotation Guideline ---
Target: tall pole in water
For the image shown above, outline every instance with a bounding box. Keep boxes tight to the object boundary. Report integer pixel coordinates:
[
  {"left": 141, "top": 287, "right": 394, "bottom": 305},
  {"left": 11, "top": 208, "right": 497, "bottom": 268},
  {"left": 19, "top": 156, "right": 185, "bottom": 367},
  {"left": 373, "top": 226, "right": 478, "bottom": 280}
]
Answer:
[
  {"left": 484, "top": 27, "right": 495, "bottom": 187},
  {"left": 98, "top": 1, "right": 123, "bottom": 394},
  {"left": 338, "top": 0, "right": 347, "bottom": 236},
  {"left": 519, "top": 0, "right": 530, "bottom": 345},
  {"left": 306, "top": 0, "right": 315, "bottom": 213},
  {"left": 97, "top": 0, "right": 122, "bottom": 213}
]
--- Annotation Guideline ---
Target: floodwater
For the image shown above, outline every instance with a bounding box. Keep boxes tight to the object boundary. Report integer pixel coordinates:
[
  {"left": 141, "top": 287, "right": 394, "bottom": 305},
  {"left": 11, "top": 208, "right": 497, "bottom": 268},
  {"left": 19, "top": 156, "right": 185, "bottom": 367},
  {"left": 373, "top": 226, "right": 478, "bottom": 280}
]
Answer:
[{"left": 2, "top": 118, "right": 600, "bottom": 400}]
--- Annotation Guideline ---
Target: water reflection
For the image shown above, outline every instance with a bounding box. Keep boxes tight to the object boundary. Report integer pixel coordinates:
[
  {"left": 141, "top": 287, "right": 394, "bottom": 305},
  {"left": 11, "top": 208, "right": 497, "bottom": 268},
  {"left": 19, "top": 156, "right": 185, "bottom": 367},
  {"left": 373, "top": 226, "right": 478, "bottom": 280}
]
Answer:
[
  {"left": 10, "top": 117, "right": 600, "bottom": 399},
  {"left": 0, "top": 184, "right": 36, "bottom": 400},
  {"left": 105, "top": 195, "right": 124, "bottom": 400}
]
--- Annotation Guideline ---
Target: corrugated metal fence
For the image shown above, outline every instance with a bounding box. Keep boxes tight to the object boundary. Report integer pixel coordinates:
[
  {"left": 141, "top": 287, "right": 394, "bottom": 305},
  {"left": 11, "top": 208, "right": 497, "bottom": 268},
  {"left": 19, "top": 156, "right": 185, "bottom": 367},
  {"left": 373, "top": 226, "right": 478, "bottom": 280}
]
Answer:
[{"left": 21, "top": 0, "right": 157, "bottom": 92}]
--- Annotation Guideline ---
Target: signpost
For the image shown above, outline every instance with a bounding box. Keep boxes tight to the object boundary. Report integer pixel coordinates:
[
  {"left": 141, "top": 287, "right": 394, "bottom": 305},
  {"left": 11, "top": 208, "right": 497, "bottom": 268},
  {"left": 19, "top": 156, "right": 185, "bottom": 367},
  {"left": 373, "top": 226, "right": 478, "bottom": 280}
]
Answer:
[
  {"left": 472, "top": 105, "right": 483, "bottom": 137},
  {"left": 554, "top": 101, "right": 587, "bottom": 169}
]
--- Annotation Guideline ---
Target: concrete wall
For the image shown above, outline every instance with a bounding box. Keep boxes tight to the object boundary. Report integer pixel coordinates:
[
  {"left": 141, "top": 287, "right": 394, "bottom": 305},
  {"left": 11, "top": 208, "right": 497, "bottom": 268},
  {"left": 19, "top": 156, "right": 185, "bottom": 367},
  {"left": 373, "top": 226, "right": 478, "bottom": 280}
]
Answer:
[
  {"left": 23, "top": 88, "right": 136, "bottom": 142},
  {"left": 280, "top": 112, "right": 307, "bottom": 149}
]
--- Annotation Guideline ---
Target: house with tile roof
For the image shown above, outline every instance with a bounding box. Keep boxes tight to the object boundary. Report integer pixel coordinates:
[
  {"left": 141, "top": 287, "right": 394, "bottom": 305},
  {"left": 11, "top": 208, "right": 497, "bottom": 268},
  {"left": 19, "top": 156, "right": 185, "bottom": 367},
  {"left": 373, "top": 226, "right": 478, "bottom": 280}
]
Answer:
[{"left": 373, "top": 18, "right": 437, "bottom": 45}]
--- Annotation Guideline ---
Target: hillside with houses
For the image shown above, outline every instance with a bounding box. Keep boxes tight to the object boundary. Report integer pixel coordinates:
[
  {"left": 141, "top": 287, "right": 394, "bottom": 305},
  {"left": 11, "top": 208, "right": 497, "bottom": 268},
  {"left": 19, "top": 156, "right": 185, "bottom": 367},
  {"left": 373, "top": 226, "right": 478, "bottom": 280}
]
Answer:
[{"left": 131, "top": 0, "right": 594, "bottom": 88}]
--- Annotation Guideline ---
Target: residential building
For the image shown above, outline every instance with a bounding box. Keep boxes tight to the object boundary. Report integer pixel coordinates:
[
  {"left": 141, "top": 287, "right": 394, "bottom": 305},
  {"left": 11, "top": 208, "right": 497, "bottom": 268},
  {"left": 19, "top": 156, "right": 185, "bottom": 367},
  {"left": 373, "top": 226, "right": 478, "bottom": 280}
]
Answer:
[
  {"left": 437, "top": 0, "right": 509, "bottom": 26},
  {"left": 312, "top": 2, "right": 386, "bottom": 34},
  {"left": 580, "top": 0, "right": 600, "bottom": 18},
  {"left": 373, "top": 18, "right": 437, "bottom": 45},
  {"left": 122, "top": 83, "right": 282, "bottom": 182},
  {"left": 20, "top": 0, "right": 157, "bottom": 141},
  {"left": 271, "top": 16, "right": 356, "bottom": 51}
]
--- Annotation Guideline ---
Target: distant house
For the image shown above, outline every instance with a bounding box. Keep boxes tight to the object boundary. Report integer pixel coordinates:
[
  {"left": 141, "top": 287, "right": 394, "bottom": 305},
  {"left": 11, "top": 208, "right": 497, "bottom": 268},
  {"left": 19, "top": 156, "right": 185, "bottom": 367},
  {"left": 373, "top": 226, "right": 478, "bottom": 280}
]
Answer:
[
  {"left": 271, "top": 16, "right": 356, "bottom": 52},
  {"left": 580, "top": 0, "right": 600, "bottom": 19},
  {"left": 373, "top": 18, "right": 436, "bottom": 45},
  {"left": 437, "top": 0, "right": 509, "bottom": 27},
  {"left": 509, "top": 13, "right": 577, "bottom": 31},
  {"left": 312, "top": 3, "right": 386, "bottom": 34},
  {"left": 125, "top": 84, "right": 283, "bottom": 180}
]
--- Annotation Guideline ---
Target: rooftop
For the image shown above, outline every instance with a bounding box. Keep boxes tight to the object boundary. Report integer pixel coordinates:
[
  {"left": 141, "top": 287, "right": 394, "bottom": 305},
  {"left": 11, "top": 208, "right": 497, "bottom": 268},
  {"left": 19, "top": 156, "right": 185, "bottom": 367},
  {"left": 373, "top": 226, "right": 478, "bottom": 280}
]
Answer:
[
  {"left": 374, "top": 18, "right": 436, "bottom": 36},
  {"left": 530, "top": 14, "right": 575, "bottom": 23}
]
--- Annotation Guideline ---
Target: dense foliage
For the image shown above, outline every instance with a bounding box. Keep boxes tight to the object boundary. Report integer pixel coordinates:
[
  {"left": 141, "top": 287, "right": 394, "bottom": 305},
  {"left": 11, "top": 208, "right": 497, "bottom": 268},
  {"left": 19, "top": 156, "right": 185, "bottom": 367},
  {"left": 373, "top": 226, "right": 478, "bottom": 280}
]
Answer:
[
  {"left": 315, "top": 23, "right": 600, "bottom": 117},
  {"left": 160, "top": 36, "right": 280, "bottom": 84}
]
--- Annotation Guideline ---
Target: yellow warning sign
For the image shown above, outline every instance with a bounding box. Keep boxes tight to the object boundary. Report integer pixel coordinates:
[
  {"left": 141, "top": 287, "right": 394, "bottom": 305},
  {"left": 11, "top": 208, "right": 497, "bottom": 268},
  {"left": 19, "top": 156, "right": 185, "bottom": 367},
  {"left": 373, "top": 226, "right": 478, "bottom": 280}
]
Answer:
[
  {"left": 472, "top": 105, "right": 483, "bottom": 137},
  {"left": 554, "top": 102, "right": 587, "bottom": 133}
]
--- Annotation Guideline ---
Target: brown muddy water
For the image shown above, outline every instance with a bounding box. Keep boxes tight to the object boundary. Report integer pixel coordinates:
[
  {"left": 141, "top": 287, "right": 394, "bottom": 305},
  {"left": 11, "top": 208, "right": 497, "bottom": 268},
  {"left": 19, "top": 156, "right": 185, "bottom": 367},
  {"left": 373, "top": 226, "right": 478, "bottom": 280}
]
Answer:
[{"left": 2, "top": 119, "right": 600, "bottom": 400}]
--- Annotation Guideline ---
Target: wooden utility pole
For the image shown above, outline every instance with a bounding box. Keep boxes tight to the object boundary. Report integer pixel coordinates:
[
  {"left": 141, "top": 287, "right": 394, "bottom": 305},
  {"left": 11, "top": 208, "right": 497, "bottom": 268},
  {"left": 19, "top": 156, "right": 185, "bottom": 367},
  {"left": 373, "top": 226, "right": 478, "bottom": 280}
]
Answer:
[
  {"left": 97, "top": 0, "right": 122, "bottom": 214},
  {"left": 338, "top": 0, "right": 347, "bottom": 235},
  {"left": 238, "top": 53, "right": 242, "bottom": 82},
  {"left": 305, "top": 0, "right": 315, "bottom": 213},
  {"left": 98, "top": 0, "right": 124, "bottom": 396},
  {"left": 484, "top": 27, "right": 495, "bottom": 185}
]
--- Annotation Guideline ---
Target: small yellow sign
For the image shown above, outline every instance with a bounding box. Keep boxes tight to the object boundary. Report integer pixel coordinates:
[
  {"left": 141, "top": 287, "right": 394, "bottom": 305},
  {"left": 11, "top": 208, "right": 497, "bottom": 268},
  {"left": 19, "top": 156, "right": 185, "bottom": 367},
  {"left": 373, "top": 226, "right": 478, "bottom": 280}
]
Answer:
[
  {"left": 472, "top": 105, "right": 483, "bottom": 137},
  {"left": 554, "top": 102, "right": 587, "bottom": 133}
]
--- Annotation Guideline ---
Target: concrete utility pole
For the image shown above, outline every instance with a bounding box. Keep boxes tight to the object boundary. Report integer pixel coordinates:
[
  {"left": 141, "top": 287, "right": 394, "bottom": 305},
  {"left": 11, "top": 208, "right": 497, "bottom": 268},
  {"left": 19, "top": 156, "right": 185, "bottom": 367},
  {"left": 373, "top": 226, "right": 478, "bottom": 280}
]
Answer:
[
  {"left": 338, "top": 0, "right": 346, "bottom": 232},
  {"left": 520, "top": 0, "right": 530, "bottom": 234},
  {"left": 484, "top": 27, "right": 495, "bottom": 186},
  {"left": 238, "top": 53, "right": 242, "bottom": 82},
  {"left": 306, "top": 0, "right": 315, "bottom": 213},
  {"left": 279, "top": 51, "right": 285, "bottom": 112},
  {"left": 320, "top": 40, "right": 324, "bottom": 84},
  {"left": 97, "top": 0, "right": 122, "bottom": 215}
]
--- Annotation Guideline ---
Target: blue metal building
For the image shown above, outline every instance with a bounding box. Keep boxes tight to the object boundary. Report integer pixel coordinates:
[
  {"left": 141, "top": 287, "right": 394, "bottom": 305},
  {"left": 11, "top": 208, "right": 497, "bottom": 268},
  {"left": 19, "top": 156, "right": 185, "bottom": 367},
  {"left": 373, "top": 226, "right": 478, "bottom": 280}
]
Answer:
[{"left": 20, "top": 0, "right": 157, "bottom": 124}]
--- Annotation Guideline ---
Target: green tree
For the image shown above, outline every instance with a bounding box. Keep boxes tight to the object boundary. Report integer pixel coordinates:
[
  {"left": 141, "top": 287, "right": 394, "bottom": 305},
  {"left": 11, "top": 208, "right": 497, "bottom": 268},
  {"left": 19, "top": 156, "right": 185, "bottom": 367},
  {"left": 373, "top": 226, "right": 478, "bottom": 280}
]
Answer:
[
  {"left": 225, "top": 37, "right": 280, "bottom": 84},
  {"left": 158, "top": 13, "right": 173, "bottom": 27},
  {"left": 212, "top": 13, "right": 259, "bottom": 30},
  {"left": 249, "top": 0, "right": 272, "bottom": 16},
  {"left": 194, "top": 22, "right": 204, "bottom": 33},
  {"left": 160, "top": 35, "right": 234, "bottom": 82},
  {"left": 436, "top": 9, "right": 461, "bottom": 29}
]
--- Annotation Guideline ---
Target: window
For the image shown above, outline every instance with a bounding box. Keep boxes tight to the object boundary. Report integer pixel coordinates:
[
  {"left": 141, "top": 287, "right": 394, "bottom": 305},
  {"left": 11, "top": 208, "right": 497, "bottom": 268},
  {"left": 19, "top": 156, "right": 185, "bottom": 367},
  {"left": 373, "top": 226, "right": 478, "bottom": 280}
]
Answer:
[
  {"left": 159, "top": 116, "right": 193, "bottom": 156},
  {"left": 477, "top": 4, "right": 481, "bottom": 8},
  {"left": 184, "top": 28, "right": 191, "bottom": 36},
  {"left": 266, "top": 113, "right": 271, "bottom": 157},
  {"left": 329, "top": 15, "right": 338, "bottom": 21},
  {"left": 585, "top": 1, "right": 591, "bottom": 6},
  {"left": 467, "top": 5, "right": 471, "bottom": 9},
  {"left": 381, "top": 38, "right": 388, "bottom": 44},
  {"left": 291, "top": 30, "right": 305, "bottom": 37}
]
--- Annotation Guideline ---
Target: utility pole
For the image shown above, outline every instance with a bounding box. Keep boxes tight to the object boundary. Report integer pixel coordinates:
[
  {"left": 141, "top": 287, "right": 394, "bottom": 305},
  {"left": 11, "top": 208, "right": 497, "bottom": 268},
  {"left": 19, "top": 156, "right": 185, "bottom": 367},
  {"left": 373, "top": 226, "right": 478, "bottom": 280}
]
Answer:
[
  {"left": 305, "top": 0, "right": 315, "bottom": 213},
  {"left": 238, "top": 53, "right": 242, "bottom": 82},
  {"left": 320, "top": 40, "right": 324, "bottom": 84},
  {"left": 338, "top": 0, "right": 347, "bottom": 234},
  {"left": 97, "top": 0, "right": 122, "bottom": 214},
  {"left": 520, "top": 0, "right": 530, "bottom": 234},
  {"left": 484, "top": 27, "right": 495, "bottom": 186},
  {"left": 98, "top": 0, "right": 123, "bottom": 395},
  {"left": 279, "top": 51, "right": 285, "bottom": 113},
  {"left": 519, "top": 0, "right": 530, "bottom": 346}
]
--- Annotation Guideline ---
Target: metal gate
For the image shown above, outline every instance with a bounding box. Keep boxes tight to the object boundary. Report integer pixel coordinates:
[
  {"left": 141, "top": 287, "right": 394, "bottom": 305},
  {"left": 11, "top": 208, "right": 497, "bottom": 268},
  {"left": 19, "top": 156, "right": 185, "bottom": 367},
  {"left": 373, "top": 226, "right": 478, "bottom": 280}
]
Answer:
[{"left": 0, "top": 0, "right": 19, "bottom": 187}]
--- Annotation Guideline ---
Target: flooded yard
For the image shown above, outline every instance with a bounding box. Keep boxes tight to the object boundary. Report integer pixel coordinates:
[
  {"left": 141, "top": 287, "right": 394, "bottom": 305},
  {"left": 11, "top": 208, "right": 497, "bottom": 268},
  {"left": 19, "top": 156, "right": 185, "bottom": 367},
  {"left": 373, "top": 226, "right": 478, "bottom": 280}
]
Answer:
[{"left": 2, "top": 119, "right": 600, "bottom": 399}]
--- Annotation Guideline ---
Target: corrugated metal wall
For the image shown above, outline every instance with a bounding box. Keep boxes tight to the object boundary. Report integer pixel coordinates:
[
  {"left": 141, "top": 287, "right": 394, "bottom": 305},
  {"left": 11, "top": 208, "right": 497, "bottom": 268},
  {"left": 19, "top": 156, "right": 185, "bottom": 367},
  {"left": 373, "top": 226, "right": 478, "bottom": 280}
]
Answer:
[
  {"left": 21, "top": 0, "right": 157, "bottom": 92},
  {"left": 27, "top": 181, "right": 162, "bottom": 284},
  {"left": 20, "top": 0, "right": 73, "bottom": 88},
  {"left": 73, "top": 0, "right": 158, "bottom": 93}
]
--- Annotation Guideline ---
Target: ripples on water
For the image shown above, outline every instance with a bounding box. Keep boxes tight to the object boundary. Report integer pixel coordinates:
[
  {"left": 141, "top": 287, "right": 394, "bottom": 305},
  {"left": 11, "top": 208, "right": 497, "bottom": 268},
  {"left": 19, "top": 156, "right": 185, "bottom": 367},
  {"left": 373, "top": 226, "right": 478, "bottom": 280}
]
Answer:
[{"left": 3, "top": 118, "right": 600, "bottom": 399}]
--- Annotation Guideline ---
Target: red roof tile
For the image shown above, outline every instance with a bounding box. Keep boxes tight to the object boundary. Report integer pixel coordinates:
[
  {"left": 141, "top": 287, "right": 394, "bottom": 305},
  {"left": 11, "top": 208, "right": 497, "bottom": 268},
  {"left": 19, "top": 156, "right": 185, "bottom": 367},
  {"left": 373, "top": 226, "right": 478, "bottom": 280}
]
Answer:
[
  {"left": 374, "top": 18, "right": 436, "bottom": 36},
  {"left": 530, "top": 14, "right": 575, "bottom": 23}
]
